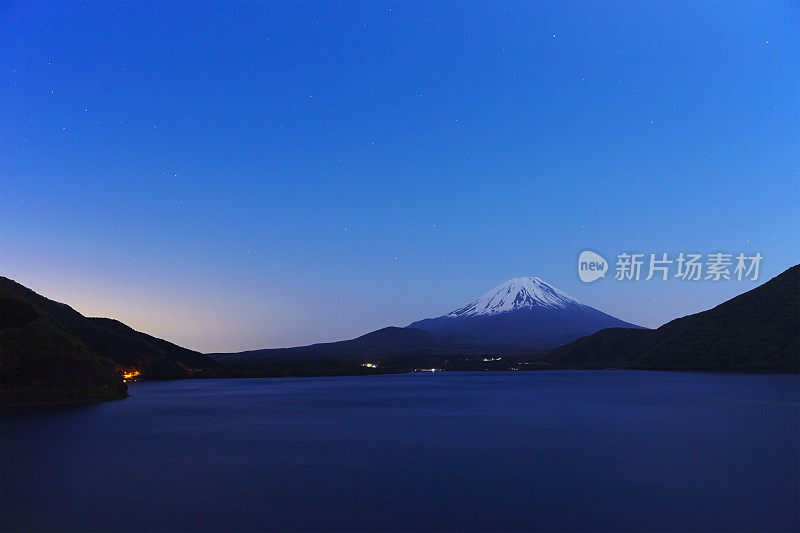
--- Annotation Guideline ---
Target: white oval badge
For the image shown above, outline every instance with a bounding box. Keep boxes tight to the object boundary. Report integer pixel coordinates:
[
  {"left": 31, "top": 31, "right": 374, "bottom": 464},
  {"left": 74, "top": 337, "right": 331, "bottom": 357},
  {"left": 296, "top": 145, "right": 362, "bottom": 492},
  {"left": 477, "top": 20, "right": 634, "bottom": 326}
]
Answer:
[{"left": 578, "top": 250, "right": 608, "bottom": 282}]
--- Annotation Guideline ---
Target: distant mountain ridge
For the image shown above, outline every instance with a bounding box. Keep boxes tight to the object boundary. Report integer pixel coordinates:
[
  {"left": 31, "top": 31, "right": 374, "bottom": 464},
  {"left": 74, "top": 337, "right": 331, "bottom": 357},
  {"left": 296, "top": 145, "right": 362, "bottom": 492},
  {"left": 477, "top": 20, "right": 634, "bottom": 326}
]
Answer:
[
  {"left": 409, "top": 276, "right": 643, "bottom": 350},
  {"left": 209, "top": 326, "right": 451, "bottom": 363},
  {"left": 208, "top": 326, "right": 461, "bottom": 377},
  {"left": 545, "top": 264, "right": 800, "bottom": 371}
]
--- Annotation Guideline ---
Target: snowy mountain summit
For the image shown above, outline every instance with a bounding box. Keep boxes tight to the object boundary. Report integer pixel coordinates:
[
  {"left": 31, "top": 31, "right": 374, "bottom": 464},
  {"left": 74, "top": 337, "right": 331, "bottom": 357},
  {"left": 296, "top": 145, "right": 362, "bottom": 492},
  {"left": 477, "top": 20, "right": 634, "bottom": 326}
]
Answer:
[
  {"left": 408, "top": 276, "right": 642, "bottom": 349},
  {"left": 448, "top": 277, "right": 586, "bottom": 317}
]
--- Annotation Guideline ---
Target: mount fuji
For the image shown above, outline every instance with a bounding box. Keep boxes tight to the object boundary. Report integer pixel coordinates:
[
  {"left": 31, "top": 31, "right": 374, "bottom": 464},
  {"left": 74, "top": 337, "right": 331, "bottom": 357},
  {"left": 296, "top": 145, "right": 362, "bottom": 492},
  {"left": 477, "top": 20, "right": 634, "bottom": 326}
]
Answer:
[
  {"left": 213, "top": 276, "right": 644, "bottom": 367},
  {"left": 408, "top": 277, "right": 643, "bottom": 350}
]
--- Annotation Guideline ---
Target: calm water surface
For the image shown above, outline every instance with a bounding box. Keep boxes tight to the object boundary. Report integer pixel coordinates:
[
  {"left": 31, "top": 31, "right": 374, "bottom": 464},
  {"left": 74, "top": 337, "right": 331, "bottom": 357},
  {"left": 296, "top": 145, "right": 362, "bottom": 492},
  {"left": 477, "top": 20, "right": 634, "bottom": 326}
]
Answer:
[{"left": 2, "top": 371, "right": 798, "bottom": 532}]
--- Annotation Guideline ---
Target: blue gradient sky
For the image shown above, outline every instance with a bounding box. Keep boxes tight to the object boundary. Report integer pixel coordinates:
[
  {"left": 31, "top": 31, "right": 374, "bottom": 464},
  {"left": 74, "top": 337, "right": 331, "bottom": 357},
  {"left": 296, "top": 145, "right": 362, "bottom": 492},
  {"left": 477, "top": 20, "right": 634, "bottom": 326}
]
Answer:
[{"left": 2, "top": 1, "right": 798, "bottom": 352}]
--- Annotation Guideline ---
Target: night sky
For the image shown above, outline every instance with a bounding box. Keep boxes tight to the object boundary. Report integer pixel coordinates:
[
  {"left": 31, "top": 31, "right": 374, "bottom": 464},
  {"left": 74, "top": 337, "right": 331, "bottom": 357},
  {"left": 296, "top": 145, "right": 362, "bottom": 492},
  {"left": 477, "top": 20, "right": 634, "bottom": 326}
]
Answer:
[{"left": 2, "top": 1, "right": 797, "bottom": 352}]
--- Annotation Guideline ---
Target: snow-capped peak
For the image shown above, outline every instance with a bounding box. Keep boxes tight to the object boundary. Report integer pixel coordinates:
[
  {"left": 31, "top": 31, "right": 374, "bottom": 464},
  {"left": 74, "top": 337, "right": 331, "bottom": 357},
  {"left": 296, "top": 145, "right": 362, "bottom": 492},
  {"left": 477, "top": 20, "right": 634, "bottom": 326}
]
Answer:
[{"left": 447, "top": 277, "right": 586, "bottom": 317}]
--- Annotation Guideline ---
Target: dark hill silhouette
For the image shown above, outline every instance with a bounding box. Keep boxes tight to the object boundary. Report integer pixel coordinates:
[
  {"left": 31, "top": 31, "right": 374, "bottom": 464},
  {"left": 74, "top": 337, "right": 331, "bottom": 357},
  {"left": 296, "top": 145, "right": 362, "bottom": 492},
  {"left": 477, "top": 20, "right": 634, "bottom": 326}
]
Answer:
[
  {"left": 1, "top": 276, "right": 222, "bottom": 405},
  {"left": 1, "top": 282, "right": 126, "bottom": 405},
  {"left": 546, "top": 264, "right": 800, "bottom": 371}
]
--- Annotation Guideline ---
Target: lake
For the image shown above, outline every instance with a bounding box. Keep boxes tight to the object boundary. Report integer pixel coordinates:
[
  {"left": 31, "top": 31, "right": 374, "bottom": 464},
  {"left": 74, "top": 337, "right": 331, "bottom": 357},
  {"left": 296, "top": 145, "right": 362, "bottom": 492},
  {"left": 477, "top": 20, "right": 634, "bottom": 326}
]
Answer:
[{"left": 2, "top": 371, "right": 798, "bottom": 532}]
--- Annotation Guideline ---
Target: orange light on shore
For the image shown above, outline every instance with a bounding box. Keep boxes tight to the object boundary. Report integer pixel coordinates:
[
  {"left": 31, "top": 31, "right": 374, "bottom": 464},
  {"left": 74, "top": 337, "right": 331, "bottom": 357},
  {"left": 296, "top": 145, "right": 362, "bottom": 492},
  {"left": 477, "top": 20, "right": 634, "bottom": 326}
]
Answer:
[{"left": 122, "top": 370, "right": 141, "bottom": 381}]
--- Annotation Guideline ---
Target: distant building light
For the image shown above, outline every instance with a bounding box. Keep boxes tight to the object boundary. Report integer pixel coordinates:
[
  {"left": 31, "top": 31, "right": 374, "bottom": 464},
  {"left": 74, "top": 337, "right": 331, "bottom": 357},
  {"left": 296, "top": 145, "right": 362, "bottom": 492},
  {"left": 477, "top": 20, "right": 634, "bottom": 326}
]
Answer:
[{"left": 122, "top": 369, "right": 141, "bottom": 381}]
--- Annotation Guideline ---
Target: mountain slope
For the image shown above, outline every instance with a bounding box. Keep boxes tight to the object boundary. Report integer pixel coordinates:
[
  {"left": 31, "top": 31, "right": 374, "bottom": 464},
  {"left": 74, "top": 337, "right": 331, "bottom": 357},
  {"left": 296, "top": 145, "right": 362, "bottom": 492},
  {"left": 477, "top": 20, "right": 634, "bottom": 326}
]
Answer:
[
  {"left": 209, "top": 326, "right": 463, "bottom": 377},
  {"left": 1, "top": 277, "right": 222, "bottom": 383},
  {"left": 409, "top": 277, "right": 643, "bottom": 350},
  {"left": 1, "top": 283, "right": 127, "bottom": 405},
  {"left": 210, "top": 326, "right": 452, "bottom": 363},
  {"left": 546, "top": 264, "right": 800, "bottom": 371}
]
